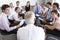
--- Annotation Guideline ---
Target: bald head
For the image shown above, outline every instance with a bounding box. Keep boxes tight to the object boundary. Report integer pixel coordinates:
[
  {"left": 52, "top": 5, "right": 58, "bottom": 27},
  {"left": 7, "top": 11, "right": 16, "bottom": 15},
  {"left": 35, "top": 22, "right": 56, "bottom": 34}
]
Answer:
[
  {"left": 9, "top": 3, "right": 13, "bottom": 8},
  {"left": 25, "top": 11, "right": 32, "bottom": 19},
  {"left": 25, "top": 11, "right": 35, "bottom": 24},
  {"left": 36, "top": 1, "right": 39, "bottom": 6}
]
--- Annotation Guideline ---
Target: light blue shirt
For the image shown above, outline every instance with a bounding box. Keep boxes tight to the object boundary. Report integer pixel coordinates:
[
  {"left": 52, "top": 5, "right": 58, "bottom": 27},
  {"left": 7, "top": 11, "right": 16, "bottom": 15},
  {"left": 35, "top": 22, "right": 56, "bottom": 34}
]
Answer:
[
  {"left": 34, "top": 5, "right": 42, "bottom": 14},
  {"left": 46, "top": 8, "right": 52, "bottom": 19}
]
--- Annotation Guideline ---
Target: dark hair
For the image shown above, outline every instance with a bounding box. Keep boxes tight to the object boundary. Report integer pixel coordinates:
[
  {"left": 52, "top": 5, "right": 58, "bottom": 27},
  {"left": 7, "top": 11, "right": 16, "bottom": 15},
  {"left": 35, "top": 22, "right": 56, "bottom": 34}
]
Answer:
[
  {"left": 42, "top": 3, "right": 46, "bottom": 6},
  {"left": 51, "top": 10, "right": 59, "bottom": 17},
  {"left": 53, "top": 3, "right": 59, "bottom": 9},
  {"left": 27, "top": 1, "right": 30, "bottom": 3},
  {"left": 16, "top": 1, "right": 20, "bottom": 3},
  {"left": 47, "top": 2, "right": 52, "bottom": 5},
  {"left": 1, "top": 4, "right": 10, "bottom": 12},
  {"left": 15, "top": 7, "right": 19, "bottom": 11},
  {"left": 26, "top": 1, "right": 30, "bottom": 7}
]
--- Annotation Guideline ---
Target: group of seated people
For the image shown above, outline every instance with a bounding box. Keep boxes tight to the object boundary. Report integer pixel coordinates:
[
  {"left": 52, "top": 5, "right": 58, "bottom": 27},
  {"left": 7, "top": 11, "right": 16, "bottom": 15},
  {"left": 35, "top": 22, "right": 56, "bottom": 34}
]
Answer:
[
  {"left": 0, "top": 0, "right": 60, "bottom": 40},
  {"left": 35, "top": 1, "right": 60, "bottom": 37}
]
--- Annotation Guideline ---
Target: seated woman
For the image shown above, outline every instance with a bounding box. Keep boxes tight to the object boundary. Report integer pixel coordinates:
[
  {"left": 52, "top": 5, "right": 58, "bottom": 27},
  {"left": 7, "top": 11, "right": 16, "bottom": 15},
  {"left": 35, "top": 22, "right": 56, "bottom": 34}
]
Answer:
[
  {"left": 45, "top": 10, "right": 60, "bottom": 37},
  {"left": 25, "top": 1, "right": 31, "bottom": 12},
  {"left": 17, "top": 11, "right": 45, "bottom": 40}
]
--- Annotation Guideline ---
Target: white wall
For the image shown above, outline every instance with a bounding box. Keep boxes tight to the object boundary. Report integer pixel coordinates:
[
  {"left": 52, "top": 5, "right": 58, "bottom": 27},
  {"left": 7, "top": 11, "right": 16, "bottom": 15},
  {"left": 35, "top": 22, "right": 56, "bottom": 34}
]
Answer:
[
  {"left": 38, "top": 0, "right": 45, "bottom": 5},
  {"left": 0, "top": 0, "right": 37, "bottom": 7},
  {"left": 53, "top": 0, "right": 60, "bottom": 8}
]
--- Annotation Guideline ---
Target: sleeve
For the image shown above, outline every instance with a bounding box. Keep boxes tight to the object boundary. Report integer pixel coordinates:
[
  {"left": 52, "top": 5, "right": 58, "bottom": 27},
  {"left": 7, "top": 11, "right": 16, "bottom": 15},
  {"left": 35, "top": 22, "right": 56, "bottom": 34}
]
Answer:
[
  {"left": 19, "top": 6, "right": 22, "bottom": 10},
  {"left": 2, "top": 17, "right": 17, "bottom": 32},
  {"left": 19, "top": 19, "right": 25, "bottom": 26},
  {"left": 13, "top": 14, "right": 20, "bottom": 21},
  {"left": 45, "top": 8, "right": 48, "bottom": 12},
  {"left": 8, "top": 14, "right": 13, "bottom": 20}
]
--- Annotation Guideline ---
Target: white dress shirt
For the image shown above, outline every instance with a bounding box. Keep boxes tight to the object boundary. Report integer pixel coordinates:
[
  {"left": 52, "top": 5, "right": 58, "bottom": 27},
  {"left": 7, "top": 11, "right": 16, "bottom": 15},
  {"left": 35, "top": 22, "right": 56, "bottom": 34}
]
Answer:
[
  {"left": 0, "top": 13, "right": 17, "bottom": 32},
  {"left": 15, "top": 5, "right": 22, "bottom": 10},
  {"left": 17, "top": 24, "right": 45, "bottom": 40},
  {"left": 8, "top": 11, "right": 25, "bottom": 26},
  {"left": 9, "top": 7, "right": 15, "bottom": 14},
  {"left": 57, "top": 10, "right": 60, "bottom": 15},
  {"left": 42, "top": 7, "right": 48, "bottom": 13},
  {"left": 8, "top": 7, "right": 15, "bottom": 18},
  {"left": 8, "top": 11, "right": 20, "bottom": 21}
]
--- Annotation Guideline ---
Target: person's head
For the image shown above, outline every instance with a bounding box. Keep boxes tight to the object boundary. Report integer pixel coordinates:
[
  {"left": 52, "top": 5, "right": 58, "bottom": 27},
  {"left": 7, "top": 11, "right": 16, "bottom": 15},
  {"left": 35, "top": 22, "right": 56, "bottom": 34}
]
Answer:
[
  {"left": 26, "top": 1, "right": 30, "bottom": 6},
  {"left": 25, "top": 11, "right": 35, "bottom": 24},
  {"left": 16, "top": 1, "right": 20, "bottom": 6},
  {"left": 42, "top": 3, "right": 46, "bottom": 9},
  {"left": 51, "top": 10, "right": 59, "bottom": 18},
  {"left": 35, "top": 1, "right": 39, "bottom": 6},
  {"left": 53, "top": 3, "right": 59, "bottom": 10},
  {"left": 9, "top": 3, "right": 13, "bottom": 8},
  {"left": 46, "top": 2, "right": 52, "bottom": 8},
  {"left": 15, "top": 7, "right": 20, "bottom": 13},
  {"left": 1, "top": 4, "right": 10, "bottom": 14}
]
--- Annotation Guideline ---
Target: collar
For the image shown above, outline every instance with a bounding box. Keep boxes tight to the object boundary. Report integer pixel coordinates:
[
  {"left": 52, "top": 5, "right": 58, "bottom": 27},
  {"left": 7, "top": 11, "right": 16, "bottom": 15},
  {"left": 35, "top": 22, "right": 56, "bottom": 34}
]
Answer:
[
  {"left": 2, "top": 13, "right": 8, "bottom": 17},
  {"left": 26, "top": 24, "right": 35, "bottom": 27}
]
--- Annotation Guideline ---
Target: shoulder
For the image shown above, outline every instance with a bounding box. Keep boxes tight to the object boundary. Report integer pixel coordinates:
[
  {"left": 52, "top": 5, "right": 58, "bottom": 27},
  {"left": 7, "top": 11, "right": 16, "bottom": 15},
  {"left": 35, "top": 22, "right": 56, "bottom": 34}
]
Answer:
[
  {"left": 33, "top": 25, "right": 44, "bottom": 32},
  {"left": 1, "top": 13, "right": 6, "bottom": 18},
  {"left": 34, "top": 26, "right": 45, "bottom": 36},
  {"left": 45, "top": 7, "right": 48, "bottom": 10},
  {"left": 36, "top": 26, "right": 44, "bottom": 31},
  {"left": 19, "top": 6, "right": 22, "bottom": 9},
  {"left": 13, "top": 12, "right": 17, "bottom": 16},
  {"left": 17, "top": 26, "right": 26, "bottom": 32}
]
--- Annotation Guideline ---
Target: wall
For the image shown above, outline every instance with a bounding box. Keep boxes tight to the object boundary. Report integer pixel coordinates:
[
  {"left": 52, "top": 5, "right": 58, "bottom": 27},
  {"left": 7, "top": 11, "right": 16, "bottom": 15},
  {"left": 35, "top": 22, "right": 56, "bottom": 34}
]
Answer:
[
  {"left": 38, "top": 0, "right": 45, "bottom": 5},
  {"left": 45, "top": 0, "right": 53, "bottom": 3},
  {"left": 0, "top": 0, "right": 37, "bottom": 7}
]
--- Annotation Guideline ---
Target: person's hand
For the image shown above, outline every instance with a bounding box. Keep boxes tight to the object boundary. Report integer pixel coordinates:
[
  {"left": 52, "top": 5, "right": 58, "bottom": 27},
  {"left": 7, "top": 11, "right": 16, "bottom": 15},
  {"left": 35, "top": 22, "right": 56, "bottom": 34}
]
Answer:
[
  {"left": 16, "top": 25, "right": 20, "bottom": 28},
  {"left": 19, "top": 17, "right": 23, "bottom": 20},
  {"left": 45, "top": 25, "right": 48, "bottom": 27},
  {"left": 42, "top": 20, "right": 47, "bottom": 23}
]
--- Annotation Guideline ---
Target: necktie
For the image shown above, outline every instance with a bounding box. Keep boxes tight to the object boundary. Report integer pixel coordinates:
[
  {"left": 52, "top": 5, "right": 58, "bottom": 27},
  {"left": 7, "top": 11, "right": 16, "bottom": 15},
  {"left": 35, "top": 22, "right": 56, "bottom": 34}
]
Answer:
[
  {"left": 35, "top": 6, "right": 38, "bottom": 14},
  {"left": 37, "top": 6, "right": 38, "bottom": 14}
]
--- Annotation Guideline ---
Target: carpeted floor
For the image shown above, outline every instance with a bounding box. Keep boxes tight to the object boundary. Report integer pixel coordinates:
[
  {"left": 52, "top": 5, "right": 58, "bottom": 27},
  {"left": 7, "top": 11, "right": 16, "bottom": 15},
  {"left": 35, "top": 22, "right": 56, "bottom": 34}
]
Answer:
[{"left": 46, "top": 34, "right": 60, "bottom": 40}]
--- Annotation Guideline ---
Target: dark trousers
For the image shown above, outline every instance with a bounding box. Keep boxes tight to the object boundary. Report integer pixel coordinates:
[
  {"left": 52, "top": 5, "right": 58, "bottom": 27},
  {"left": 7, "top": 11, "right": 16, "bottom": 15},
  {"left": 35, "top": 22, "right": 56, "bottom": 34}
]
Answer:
[
  {"left": 19, "top": 14, "right": 25, "bottom": 19},
  {"left": 0, "top": 22, "right": 26, "bottom": 35},
  {"left": 46, "top": 29, "right": 60, "bottom": 37},
  {"left": 0, "top": 28, "right": 18, "bottom": 35}
]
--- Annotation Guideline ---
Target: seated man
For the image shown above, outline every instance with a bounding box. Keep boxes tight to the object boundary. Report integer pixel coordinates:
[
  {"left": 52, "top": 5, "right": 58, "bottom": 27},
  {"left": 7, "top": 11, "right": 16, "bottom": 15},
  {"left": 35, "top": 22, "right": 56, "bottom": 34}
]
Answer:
[
  {"left": 17, "top": 11, "right": 45, "bottom": 40},
  {"left": 8, "top": 7, "right": 25, "bottom": 27},
  {"left": 34, "top": 1, "right": 42, "bottom": 15},
  {"left": 0, "top": 4, "right": 20, "bottom": 35}
]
